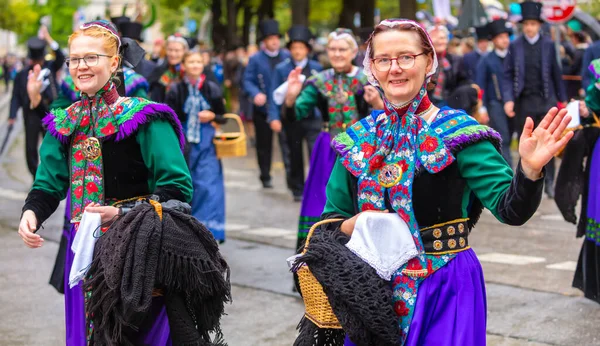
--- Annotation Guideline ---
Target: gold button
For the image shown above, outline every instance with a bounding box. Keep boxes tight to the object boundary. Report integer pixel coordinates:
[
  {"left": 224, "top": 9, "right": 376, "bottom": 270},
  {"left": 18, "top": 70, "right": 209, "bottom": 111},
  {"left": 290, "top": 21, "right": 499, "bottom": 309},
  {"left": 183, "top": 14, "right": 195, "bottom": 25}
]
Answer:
[
  {"left": 433, "top": 228, "right": 442, "bottom": 239},
  {"left": 459, "top": 237, "right": 466, "bottom": 248},
  {"left": 447, "top": 226, "right": 456, "bottom": 236},
  {"left": 448, "top": 239, "right": 457, "bottom": 249},
  {"left": 458, "top": 223, "right": 465, "bottom": 233},
  {"left": 433, "top": 240, "right": 443, "bottom": 251}
]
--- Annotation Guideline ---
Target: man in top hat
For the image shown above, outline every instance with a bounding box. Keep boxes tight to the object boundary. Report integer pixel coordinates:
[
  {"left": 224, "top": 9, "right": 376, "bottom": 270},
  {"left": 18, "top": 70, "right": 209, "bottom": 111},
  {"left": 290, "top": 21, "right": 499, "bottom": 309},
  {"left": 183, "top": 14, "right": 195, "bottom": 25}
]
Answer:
[
  {"left": 9, "top": 26, "right": 64, "bottom": 178},
  {"left": 476, "top": 18, "right": 514, "bottom": 167},
  {"left": 502, "top": 0, "right": 567, "bottom": 198},
  {"left": 463, "top": 24, "right": 490, "bottom": 83},
  {"left": 268, "top": 25, "right": 322, "bottom": 201},
  {"left": 243, "top": 19, "right": 291, "bottom": 189},
  {"left": 118, "top": 20, "right": 157, "bottom": 81}
]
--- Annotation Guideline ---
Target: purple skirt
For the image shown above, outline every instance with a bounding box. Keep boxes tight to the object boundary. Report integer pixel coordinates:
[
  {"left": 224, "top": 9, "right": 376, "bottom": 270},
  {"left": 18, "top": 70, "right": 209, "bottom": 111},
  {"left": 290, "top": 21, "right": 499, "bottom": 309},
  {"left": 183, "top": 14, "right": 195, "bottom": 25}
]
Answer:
[
  {"left": 297, "top": 132, "right": 337, "bottom": 250},
  {"left": 344, "top": 249, "right": 487, "bottom": 346},
  {"left": 64, "top": 224, "right": 172, "bottom": 345}
]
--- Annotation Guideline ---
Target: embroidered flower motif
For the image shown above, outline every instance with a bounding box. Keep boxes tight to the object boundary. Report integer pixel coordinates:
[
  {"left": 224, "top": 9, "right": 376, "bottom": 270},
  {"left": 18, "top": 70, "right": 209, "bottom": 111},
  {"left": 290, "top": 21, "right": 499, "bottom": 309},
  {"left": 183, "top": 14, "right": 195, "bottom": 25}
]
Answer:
[
  {"left": 74, "top": 186, "right": 84, "bottom": 199},
  {"left": 362, "top": 202, "right": 377, "bottom": 211},
  {"left": 420, "top": 136, "right": 439, "bottom": 153},
  {"left": 100, "top": 122, "right": 116, "bottom": 135},
  {"left": 59, "top": 127, "right": 70, "bottom": 135},
  {"left": 394, "top": 301, "right": 410, "bottom": 316},
  {"left": 86, "top": 182, "right": 99, "bottom": 194},
  {"left": 115, "top": 105, "right": 124, "bottom": 114},
  {"left": 74, "top": 150, "right": 84, "bottom": 163},
  {"left": 80, "top": 116, "right": 90, "bottom": 128}
]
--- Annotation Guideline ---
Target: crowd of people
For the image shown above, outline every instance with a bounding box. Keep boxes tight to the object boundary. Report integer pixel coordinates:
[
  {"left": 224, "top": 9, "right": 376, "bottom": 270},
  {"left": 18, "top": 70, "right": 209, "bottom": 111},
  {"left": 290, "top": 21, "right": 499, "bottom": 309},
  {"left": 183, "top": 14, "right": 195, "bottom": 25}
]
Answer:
[{"left": 7, "top": 0, "right": 600, "bottom": 345}]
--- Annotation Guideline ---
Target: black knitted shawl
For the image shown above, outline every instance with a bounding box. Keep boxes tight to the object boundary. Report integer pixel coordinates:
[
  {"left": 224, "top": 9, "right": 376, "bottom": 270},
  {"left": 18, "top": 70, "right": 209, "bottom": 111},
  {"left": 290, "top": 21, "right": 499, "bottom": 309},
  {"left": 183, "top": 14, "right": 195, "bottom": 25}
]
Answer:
[
  {"left": 293, "top": 223, "right": 400, "bottom": 346},
  {"left": 84, "top": 202, "right": 231, "bottom": 345}
]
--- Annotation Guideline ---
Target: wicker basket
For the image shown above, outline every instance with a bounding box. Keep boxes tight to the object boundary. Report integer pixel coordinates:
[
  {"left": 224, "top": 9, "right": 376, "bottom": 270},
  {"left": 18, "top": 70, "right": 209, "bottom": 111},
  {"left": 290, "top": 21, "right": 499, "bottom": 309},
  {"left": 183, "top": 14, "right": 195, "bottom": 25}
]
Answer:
[
  {"left": 213, "top": 113, "right": 247, "bottom": 159},
  {"left": 296, "top": 218, "right": 344, "bottom": 329}
]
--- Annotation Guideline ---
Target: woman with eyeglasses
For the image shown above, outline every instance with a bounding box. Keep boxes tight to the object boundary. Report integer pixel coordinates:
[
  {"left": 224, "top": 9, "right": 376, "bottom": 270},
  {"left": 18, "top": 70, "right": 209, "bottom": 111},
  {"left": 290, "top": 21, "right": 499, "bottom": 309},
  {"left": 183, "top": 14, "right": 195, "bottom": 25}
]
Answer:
[
  {"left": 283, "top": 28, "right": 383, "bottom": 252},
  {"left": 17, "top": 21, "right": 193, "bottom": 345},
  {"left": 293, "top": 19, "right": 572, "bottom": 346}
]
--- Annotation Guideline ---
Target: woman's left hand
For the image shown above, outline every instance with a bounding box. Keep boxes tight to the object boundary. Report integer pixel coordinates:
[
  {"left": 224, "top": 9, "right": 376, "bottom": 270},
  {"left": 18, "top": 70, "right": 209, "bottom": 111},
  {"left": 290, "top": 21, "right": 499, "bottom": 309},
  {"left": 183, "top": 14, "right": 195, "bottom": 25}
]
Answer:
[
  {"left": 518, "top": 107, "right": 573, "bottom": 180},
  {"left": 85, "top": 203, "right": 120, "bottom": 225},
  {"left": 198, "top": 110, "right": 216, "bottom": 123}
]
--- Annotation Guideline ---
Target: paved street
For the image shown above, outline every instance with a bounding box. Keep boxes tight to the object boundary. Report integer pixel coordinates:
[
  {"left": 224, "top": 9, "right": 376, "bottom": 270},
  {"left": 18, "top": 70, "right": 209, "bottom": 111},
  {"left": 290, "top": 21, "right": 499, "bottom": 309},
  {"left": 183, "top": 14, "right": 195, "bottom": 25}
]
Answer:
[{"left": 0, "top": 88, "right": 599, "bottom": 346}]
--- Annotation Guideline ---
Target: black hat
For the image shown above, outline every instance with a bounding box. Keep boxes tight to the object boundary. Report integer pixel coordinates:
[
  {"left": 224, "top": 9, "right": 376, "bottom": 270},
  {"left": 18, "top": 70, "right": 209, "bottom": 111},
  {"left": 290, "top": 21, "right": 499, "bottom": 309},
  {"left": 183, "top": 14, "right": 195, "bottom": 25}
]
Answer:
[
  {"left": 474, "top": 25, "right": 490, "bottom": 41},
  {"left": 520, "top": 1, "right": 543, "bottom": 23},
  {"left": 259, "top": 19, "right": 281, "bottom": 41},
  {"left": 447, "top": 84, "right": 479, "bottom": 116},
  {"left": 111, "top": 16, "right": 130, "bottom": 29},
  {"left": 185, "top": 37, "right": 198, "bottom": 50},
  {"left": 487, "top": 19, "right": 512, "bottom": 39},
  {"left": 119, "top": 21, "right": 144, "bottom": 42},
  {"left": 286, "top": 25, "right": 313, "bottom": 50},
  {"left": 27, "top": 37, "right": 46, "bottom": 60}
]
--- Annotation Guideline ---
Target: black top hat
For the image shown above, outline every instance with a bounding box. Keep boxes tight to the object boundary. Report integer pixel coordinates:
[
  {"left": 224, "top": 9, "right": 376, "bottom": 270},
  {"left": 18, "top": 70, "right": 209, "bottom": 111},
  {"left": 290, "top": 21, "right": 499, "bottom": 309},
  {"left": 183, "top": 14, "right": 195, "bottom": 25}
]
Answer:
[
  {"left": 474, "top": 25, "right": 490, "bottom": 40},
  {"left": 487, "top": 19, "right": 512, "bottom": 39},
  {"left": 520, "top": 1, "right": 543, "bottom": 23},
  {"left": 119, "top": 21, "right": 144, "bottom": 42},
  {"left": 286, "top": 25, "right": 313, "bottom": 50},
  {"left": 259, "top": 19, "right": 281, "bottom": 41},
  {"left": 111, "top": 16, "right": 131, "bottom": 29},
  {"left": 27, "top": 37, "right": 47, "bottom": 60}
]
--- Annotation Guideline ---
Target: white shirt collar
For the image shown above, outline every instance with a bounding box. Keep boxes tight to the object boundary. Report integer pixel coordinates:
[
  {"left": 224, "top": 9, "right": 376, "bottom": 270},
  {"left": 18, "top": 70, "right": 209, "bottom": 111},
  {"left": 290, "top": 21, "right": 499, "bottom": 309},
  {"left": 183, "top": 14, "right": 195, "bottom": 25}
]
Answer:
[
  {"left": 495, "top": 48, "right": 508, "bottom": 58},
  {"left": 263, "top": 49, "right": 280, "bottom": 58},
  {"left": 295, "top": 58, "right": 308, "bottom": 69},
  {"left": 524, "top": 33, "right": 540, "bottom": 45}
]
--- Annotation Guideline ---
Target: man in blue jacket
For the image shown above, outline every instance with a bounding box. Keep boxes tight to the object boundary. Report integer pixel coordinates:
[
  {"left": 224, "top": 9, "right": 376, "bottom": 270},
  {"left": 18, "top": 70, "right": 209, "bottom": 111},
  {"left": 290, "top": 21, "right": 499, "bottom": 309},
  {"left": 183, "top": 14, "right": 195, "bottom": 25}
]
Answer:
[
  {"left": 464, "top": 25, "right": 490, "bottom": 83},
  {"left": 581, "top": 40, "right": 600, "bottom": 91},
  {"left": 476, "top": 18, "right": 513, "bottom": 167},
  {"left": 502, "top": 0, "right": 567, "bottom": 198},
  {"left": 243, "top": 19, "right": 291, "bottom": 188},
  {"left": 268, "top": 25, "right": 322, "bottom": 201}
]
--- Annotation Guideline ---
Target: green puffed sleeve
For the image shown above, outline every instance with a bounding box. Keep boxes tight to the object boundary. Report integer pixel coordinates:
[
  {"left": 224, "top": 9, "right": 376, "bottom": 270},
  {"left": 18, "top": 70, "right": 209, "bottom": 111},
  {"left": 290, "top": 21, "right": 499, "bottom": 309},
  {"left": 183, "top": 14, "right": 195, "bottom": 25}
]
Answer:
[
  {"left": 136, "top": 120, "right": 193, "bottom": 203},
  {"left": 294, "top": 84, "right": 320, "bottom": 120},
  {"left": 322, "top": 160, "right": 355, "bottom": 217},
  {"left": 31, "top": 133, "right": 70, "bottom": 200},
  {"left": 585, "top": 82, "right": 600, "bottom": 115},
  {"left": 457, "top": 141, "right": 514, "bottom": 222}
]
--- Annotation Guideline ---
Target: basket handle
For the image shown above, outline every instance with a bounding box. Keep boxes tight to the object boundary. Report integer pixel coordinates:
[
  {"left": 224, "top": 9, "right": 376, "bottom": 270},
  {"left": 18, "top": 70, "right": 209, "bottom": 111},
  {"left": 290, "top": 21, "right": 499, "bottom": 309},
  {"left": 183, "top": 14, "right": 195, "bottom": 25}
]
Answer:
[
  {"left": 222, "top": 113, "right": 246, "bottom": 134},
  {"left": 302, "top": 218, "right": 344, "bottom": 254}
]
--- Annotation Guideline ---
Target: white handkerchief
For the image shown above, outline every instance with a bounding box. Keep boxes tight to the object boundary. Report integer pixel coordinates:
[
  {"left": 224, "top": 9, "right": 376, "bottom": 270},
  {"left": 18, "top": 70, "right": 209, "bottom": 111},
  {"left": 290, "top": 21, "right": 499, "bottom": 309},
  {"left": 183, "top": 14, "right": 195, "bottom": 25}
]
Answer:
[
  {"left": 272, "top": 75, "right": 307, "bottom": 106},
  {"left": 345, "top": 212, "right": 418, "bottom": 280},
  {"left": 69, "top": 212, "right": 102, "bottom": 288}
]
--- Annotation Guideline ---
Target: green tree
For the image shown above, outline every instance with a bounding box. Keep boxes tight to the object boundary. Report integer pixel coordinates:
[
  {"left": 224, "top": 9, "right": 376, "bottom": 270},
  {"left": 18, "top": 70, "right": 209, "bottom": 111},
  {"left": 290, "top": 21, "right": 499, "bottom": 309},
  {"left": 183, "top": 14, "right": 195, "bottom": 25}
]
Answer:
[{"left": 0, "top": 0, "right": 39, "bottom": 37}]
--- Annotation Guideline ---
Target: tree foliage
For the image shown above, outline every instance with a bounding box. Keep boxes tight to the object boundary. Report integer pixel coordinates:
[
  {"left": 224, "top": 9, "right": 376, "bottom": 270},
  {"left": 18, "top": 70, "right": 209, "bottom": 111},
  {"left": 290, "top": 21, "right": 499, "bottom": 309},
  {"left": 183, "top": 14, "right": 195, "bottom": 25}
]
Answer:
[{"left": 0, "top": 0, "right": 39, "bottom": 37}]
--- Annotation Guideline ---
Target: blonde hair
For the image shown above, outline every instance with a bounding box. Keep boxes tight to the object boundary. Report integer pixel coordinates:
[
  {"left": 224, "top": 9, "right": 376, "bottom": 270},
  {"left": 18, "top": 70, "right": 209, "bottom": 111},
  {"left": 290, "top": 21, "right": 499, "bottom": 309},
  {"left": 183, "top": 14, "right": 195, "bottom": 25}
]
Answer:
[
  {"left": 183, "top": 50, "right": 203, "bottom": 63},
  {"left": 68, "top": 26, "right": 120, "bottom": 57}
]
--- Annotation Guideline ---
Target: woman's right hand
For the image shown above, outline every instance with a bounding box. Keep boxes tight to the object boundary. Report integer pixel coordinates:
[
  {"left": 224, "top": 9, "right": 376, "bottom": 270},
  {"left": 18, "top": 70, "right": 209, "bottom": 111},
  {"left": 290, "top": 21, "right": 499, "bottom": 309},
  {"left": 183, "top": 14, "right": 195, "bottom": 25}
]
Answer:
[
  {"left": 18, "top": 210, "right": 43, "bottom": 248},
  {"left": 340, "top": 210, "right": 389, "bottom": 236}
]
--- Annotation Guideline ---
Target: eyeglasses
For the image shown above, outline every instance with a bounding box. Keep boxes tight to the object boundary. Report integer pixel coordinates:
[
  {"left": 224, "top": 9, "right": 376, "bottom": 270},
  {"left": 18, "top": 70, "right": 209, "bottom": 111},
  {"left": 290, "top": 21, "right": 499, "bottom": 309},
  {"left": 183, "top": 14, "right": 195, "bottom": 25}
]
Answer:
[
  {"left": 65, "top": 54, "right": 113, "bottom": 69},
  {"left": 327, "top": 47, "right": 350, "bottom": 54},
  {"left": 371, "top": 52, "right": 426, "bottom": 71}
]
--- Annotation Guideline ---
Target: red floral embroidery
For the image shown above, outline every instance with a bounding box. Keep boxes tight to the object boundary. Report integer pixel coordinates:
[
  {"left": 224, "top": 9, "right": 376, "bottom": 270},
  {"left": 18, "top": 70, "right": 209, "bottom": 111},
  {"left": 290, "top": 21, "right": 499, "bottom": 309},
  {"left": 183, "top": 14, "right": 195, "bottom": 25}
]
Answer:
[
  {"left": 342, "top": 105, "right": 350, "bottom": 112},
  {"left": 59, "top": 127, "right": 70, "bottom": 135},
  {"left": 74, "top": 150, "right": 84, "bottom": 163},
  {"left": 360, "top": 142, "right": 376, "bottom": 158},
  {"left": 394, "top": 301, "right": 410, "bottom": 316},
  {"left": 80, "top": 116, "right": 90, "bottom": 127},
  {"left": 420, "top": 136, "right": 439, "bottom": 153},
  {"left": 86, "top": 182, "right": 98, "bottom": 194},
  {"left": 362, "top": 202, "right": 376, "bottom": 211},
  {"left": 74, "top": 186, "right": 84, "bottom": 199},
  {"left": 325, "top": 83, "right": 332, "bottom": 91},
  {"left": 369, "top": 155, "right": 385, "bottom": 171},
  {"left": 101, "top": 122, "right": 115, "bottom": 135},
  {"left": 115, "top": 105, "right": 124, "bottom": 114},
  {"left": 328, "top": 107, "right": 337, "bottom": 113},
  {"left": 407, "top": 258, "right": 422, "bottom": 271}
]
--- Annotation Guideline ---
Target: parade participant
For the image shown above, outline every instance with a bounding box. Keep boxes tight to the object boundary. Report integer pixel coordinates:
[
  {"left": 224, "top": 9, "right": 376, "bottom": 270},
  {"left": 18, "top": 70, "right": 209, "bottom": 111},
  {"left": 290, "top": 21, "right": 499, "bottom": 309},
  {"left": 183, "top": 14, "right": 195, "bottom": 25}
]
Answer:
[
  {"left": 427, "top": 24, "right": 469, "bottom": 107},
  {"left": 476, "top": 18, "right": 514, "bottom": 166},
  {"left": 283, "top": 28, "right": 382, "bottom": 251},
  {"left": 463, "top": 24, "right": 489, "bottom": 82},
  {"left": 556, "top": 59, "right": 600, "bottom": 305},
  {"left": 563, "top": 31, "right": 589, "bottom": 100},
  {"left": 269, "top": 25, "right": 323, "bottom": 202},
  {"left": 581, "top": 40, "right": 600, "bottom": 90},
  {"left": 503, "top": 0, "right": 567, "bottom": 198},
  {"left": 293, "top": 18, "right": 572, "bottom": 346},
  {"left": 17, "top": 20, "right": 193, "bottom": 345},
  {"left": 9, "top": 27, "right": 64, "bottom": 178},
  {"left": 148, "top": 33, "right": 188, "bottom": 102},
  {"left": 243, "top": 19, "right": 291, "bottom": 188},
  {"left": 166, "top": 50, "right": 227, "bottom": 242}
]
